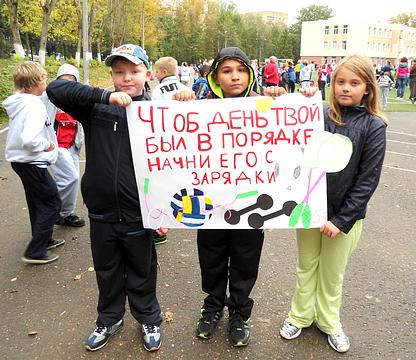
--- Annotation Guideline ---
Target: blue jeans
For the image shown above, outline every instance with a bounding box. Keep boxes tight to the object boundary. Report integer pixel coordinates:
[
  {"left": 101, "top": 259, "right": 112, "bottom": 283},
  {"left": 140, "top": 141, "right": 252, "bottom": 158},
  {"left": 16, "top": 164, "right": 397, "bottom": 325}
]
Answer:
[{"left": 396, "top": 77, "right": 407, "bottom": 98}]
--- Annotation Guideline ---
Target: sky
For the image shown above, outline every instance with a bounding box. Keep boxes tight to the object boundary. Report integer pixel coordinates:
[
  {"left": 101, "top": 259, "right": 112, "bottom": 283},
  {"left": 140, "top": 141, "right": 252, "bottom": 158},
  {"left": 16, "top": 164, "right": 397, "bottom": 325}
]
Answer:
[{"left": 229, "top": 0, "right": 414, "bottom": 24}]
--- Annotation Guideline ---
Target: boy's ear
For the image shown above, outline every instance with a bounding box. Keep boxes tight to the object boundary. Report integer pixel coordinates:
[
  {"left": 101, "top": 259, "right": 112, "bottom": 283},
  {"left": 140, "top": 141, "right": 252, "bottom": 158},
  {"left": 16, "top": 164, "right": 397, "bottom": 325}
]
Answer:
[{"left": 146, "top": 69, "right": 152, "bottom": 80}]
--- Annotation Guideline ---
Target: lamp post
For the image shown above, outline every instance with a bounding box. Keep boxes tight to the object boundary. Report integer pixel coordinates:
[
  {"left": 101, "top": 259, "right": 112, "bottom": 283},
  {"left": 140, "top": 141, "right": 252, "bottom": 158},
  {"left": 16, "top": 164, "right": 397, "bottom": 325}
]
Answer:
[{"left": 82, "top": 0, "right": 89, "bottom": 84}]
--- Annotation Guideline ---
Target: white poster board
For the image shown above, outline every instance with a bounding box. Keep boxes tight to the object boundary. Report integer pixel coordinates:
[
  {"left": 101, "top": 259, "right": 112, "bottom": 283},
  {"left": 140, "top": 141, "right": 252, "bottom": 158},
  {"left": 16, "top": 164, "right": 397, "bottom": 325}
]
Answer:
[{"left": 127, "top": 93, "right": 328, "bottom": 229}]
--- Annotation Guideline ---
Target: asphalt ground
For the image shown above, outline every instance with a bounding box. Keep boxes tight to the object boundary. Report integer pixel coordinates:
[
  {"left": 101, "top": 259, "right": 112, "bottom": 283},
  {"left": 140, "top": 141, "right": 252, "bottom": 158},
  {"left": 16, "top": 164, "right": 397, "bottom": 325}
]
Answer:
[{"left": 0, "top": 112, "right": 415, "bottom": 359}]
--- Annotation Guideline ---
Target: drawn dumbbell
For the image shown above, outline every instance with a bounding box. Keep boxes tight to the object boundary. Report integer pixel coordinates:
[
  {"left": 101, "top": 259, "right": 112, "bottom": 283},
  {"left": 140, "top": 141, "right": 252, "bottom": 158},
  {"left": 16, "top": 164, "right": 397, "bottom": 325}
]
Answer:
[
  {"left": 224, "top": 194, "right": 274, "bottom": 225},
  {"left": 248, "top": 200, "right": 298, "bottom": 229}
]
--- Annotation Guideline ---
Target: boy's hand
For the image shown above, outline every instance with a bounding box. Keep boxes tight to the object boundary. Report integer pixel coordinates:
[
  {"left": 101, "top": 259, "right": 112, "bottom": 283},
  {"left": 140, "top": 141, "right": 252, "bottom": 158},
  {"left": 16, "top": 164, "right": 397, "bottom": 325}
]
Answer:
[
  {"left": 262, "top": 86, "right": 287, "bottom": 97},
  {"left": 109, "top": 92, "right": 132, "bottom": 107},
  {"left": 155, "top": 227, "right": 168, "bottom": 236},
  {"left": 172, "top": 91, "right": 196, "bottom": 101},
  {"left": 299, "top": 86, "right": 318, "bottom": 97},
  {"left": 45, "top": 141, "right": 55, "bottom": 152},
  {"left": 320, "top": 221, "right": 341, "bottom": 239}
]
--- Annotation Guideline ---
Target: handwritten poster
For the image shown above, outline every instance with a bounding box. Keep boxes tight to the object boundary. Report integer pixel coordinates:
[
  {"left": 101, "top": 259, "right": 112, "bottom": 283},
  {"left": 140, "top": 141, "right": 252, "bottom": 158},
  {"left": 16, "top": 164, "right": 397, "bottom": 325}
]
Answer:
[{"left": 127, "top": 93, "right": 329, "bottom": 229}]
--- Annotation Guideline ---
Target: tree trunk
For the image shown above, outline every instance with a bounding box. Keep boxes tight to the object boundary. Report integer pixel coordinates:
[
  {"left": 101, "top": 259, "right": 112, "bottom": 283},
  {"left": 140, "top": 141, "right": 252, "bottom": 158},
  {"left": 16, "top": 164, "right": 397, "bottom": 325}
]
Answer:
[
  {"left": 5, "top": 0, "right": 25, "bottom": 58},
  {"left": 39, "top": 0, "right": 58, "bottom": 66}
]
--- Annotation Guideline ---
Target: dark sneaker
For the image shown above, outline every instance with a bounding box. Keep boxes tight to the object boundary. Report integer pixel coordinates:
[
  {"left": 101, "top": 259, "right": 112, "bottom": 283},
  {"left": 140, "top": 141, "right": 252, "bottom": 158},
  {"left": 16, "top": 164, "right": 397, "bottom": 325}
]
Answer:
[
  {"left": 229, "top": 313, "right": 250, "bottom": 347},
  {"left": 328, "top": 331, "right": 350, "bottom": 353},
  {"left": 142, "top": 324, "right": 161, "bottom": 352},
  {"left": 57, "top": 214, "right": 85, "bottom": 227},
  {"left": 21, "top": 251, "right": 59, "bottom": 265},
  {"left": 280, "top": 319, "right": 302, "bottom": 340},
  {"left": 196, "top": 309, "right": 223, "bottom": 339},
  {"left": 85, "top": 319, "right": 123, "bottom": 351},
  {"left": 153, "top": 231, "right": 167, "bottom": 245},
  {"left": 46, "top": 238, "right": 65, "bottom": 250}
]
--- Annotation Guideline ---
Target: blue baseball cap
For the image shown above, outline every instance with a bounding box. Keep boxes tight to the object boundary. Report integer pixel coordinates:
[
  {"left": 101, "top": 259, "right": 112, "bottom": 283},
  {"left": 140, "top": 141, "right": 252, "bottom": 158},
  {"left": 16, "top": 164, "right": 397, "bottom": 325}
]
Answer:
[{"left": 105, "top": 44, "right": 149, "bottom": 69}]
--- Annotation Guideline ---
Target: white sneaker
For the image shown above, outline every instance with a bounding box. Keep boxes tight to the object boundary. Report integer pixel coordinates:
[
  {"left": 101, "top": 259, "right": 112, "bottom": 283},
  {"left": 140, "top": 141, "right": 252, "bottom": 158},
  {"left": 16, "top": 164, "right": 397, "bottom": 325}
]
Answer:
[
  {"left": 328, "top": 331, "right": 350, "bottom": 353},
  {"left": 280, "top": 319, "right": 302, "bottom": 340}
]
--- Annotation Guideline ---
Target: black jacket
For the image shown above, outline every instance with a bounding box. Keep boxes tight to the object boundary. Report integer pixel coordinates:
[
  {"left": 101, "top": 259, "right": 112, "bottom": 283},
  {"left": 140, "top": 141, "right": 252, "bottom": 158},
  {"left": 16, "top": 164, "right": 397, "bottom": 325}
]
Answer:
[
  {"left": 47, "top": 80, "right": 150, "bottom": 223},
  {"left": 324, "top": 105, "right": 387, "bottom": 233}
]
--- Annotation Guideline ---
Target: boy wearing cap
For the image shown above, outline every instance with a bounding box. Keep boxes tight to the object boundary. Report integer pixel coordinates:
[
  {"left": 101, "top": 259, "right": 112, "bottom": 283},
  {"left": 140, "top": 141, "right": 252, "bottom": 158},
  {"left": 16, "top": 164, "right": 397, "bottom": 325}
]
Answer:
[
  {"left": 46, "top": 44, "right": 166, "bottom": 352},
  {"left": 47, "top": 64, "right": 85, "bottom": 228}
]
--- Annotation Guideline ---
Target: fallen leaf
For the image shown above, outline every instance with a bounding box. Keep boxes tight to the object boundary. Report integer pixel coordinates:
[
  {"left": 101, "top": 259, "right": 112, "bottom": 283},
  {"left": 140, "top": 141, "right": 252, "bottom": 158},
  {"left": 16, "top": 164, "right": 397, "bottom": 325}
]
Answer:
[
  {"left": 365, "top": 294, "right": 373, "bottom": 299},
  {"left": 10, "top": 277, "right": 17, "bottom": 282},
  {"left": 164, "top": 311, "right": 174, "bottom": 323},
  {"left": 28, "top": 331, "right": 38, "bottom": 336},
  {"left": 87, "top": 267, "right": 94, "bottom": 272},
  {"left": 0, "top": 176, "right": 7, "bottom": 180},
  {"left": 74, "top": 274, "right": 82, "bottom": 281}
]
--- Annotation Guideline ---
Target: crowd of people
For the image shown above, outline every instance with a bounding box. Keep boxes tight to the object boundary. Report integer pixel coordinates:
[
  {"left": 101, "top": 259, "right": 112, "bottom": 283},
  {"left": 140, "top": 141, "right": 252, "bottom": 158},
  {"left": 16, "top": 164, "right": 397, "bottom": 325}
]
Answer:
[{"left": 3, "top": 44, "right": 389, "bottom": 355}]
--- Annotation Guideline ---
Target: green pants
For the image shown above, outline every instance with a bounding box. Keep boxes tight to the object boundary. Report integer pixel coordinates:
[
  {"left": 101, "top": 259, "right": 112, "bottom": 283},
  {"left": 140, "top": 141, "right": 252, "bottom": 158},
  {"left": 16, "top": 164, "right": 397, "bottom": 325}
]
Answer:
[{"left": 288, "top": 220, "right": 363, "bottom": 335}]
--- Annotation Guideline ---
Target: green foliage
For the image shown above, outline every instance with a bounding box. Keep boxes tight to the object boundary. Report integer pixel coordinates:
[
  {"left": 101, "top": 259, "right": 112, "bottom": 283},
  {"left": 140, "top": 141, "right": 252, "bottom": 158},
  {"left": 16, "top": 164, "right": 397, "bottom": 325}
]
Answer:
[{"left": 392, "top": 12, "right": 416, "bottom": 27}]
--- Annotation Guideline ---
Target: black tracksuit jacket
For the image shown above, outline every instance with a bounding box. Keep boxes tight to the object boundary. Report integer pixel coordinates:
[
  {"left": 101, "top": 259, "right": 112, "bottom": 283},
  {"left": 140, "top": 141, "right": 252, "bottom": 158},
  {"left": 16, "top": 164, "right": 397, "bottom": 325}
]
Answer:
[{"left": 47, "top": 80, "right": 149, "bottom": 223}]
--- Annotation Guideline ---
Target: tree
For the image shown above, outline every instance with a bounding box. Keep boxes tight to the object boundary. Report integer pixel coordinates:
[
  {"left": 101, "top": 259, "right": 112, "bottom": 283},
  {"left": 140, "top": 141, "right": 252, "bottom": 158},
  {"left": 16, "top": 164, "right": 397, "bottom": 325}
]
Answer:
[
  {"left": 290, "top": 5, "right": 333, "bottom": 61},
  {"left": 4, "top": 0, "right": 24, "bottom": 57},
  {"left": 391, "top": 12, "right": 416, "bottom": 27},
  {"left": 39, "top": 0, "right": 57, "bottom": 66}
]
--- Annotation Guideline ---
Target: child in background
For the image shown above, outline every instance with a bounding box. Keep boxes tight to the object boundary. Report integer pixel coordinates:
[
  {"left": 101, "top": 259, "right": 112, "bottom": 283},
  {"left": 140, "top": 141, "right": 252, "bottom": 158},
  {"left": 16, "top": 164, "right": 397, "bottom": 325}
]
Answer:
[
  {"left": 152, "top": 56, "right": 190, "bottom": 101},
  {"left": 280, "top": 54, "right": 387, "bottom": 353},
  {"left": 48, "top": 64, "right": 85, "bottom": 227},
  {"left": 192, "top": 65, "right": 211, "bottom": 99},
  {"left": 195, "top": 47, "right": 287, "bottom": 347},
  {"left": 47, "top": 44, "right": 167, "bottom": 353},
  {"left": 3, "top": 61, "right": 63, "bottom": 264},
  {"left": 377, "top": 71, "right": 394, "bottom": 109}
]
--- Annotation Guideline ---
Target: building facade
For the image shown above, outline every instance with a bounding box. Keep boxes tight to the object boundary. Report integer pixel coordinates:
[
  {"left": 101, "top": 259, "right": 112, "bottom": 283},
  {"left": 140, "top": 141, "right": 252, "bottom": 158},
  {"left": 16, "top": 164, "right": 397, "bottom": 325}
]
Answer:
[
  {"left": 242, "top": 11, "right": 288, "bottom": 26},
  {"left": 300, "top": 19, "right": 416, "bottom": 66}
]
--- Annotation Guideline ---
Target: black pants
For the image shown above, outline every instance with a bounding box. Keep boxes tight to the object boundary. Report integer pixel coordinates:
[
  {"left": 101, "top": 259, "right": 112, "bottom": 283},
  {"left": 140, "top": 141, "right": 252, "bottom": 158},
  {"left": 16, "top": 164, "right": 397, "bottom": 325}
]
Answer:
[
  {"left": 90, "top": 220, "right": 162, "bottom": 327},
  {"left": 197, "top": 229, "right": 264, "bottom": 320},
  {"left": 11, "top": 162, "right": 61, "bottom": 259},
  {"left": 319, "top": 80, "right": 326, "bottom": 100}
]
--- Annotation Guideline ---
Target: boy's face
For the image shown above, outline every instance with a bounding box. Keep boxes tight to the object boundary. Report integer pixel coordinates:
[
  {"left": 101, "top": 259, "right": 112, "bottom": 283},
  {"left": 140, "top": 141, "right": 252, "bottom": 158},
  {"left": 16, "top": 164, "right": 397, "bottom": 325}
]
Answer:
[
  {"left": 214, "top": 59, "right": 250, "bottom": 98},
  {"left": 58, "top": 74, "right": 77, "bottom": 82},
  {"left": 155, "top": 67, "right": 167, "bottom": 82},
  {"left": 31, "top": 78, "right": 47, "bottom": 96},
  {"left": 110, "top": 58, "right": 150, "bottom": 97}
]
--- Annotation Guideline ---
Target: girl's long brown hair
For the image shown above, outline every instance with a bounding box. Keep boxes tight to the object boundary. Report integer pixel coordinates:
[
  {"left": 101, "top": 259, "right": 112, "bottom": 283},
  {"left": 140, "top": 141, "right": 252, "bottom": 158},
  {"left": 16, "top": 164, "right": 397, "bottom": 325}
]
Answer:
[{"left": 328, "top": 54, "right": 388, "bottom": 125}]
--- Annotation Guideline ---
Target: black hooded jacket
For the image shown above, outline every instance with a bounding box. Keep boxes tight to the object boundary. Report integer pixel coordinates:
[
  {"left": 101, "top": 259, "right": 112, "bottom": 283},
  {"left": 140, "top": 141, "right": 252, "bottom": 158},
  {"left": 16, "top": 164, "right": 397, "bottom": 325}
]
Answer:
[
  {"left": 324, "top": 105, "right": 387, "bottom": 233},
  {"left": 47, "top": 80, "right": 150, "bottom": 223}
]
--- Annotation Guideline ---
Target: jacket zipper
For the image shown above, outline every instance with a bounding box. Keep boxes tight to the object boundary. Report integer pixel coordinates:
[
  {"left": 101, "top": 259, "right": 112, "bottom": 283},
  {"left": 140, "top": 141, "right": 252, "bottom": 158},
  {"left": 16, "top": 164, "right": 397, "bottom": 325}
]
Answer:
[{"left": 114, "top": 120, "right": 122, "bottom": 221}]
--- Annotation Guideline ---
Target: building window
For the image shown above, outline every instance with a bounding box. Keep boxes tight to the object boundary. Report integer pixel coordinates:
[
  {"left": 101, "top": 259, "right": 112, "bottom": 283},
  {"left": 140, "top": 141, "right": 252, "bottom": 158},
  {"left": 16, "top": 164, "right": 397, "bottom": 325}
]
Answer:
[
  {"left": 323, "top": 56, "right": 328, "bottom": 64},
  {"left": 324, "top": 41, "right": 329, "bottom": 49},
  {"left": 342, "top": 41, "right": 347, "bottom": 50},
  {"left": 325, "top": 26, "right": 329, "bottom": 35},
  {"left": 332, "top": 56, "right": 337, "bottom": 64},
  {"left": 343, "top": 25, "right": 348, "bottom": 34},
  {"left": 334, "top": 25, "right": 338, "bottom": 35},
  {"left": 332, "top": 41, "right": 337, "bottom": 50}
]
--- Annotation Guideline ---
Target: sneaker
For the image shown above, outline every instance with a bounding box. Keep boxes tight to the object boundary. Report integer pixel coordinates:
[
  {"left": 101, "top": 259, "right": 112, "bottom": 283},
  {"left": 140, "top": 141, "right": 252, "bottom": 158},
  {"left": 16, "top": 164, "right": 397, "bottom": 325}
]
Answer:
[
  {"left": 57, "top": 214, "right": 85, "bottom": 227},
  {"left": 85, "top": 319, "right": 123, "bottom": 351},
  {"left": 153, "top": 230, "right": 167, "bottom": 245},
  {"left": 228, "top": 313, "right": 250, "bottom": 347},
  {"left": 328, "top": 331, "right": 350, "bottom": 353},
  {"left": 280, "top": 319, "right": 302, "bottom": 340},
  {"left": 142, "top": 324, "right": 161, "bottom": 352},
  {"left": 21, "top": 251, "right": 59, "bottom": 265},
  {"left": 196, "top": 309, "right": 223, "bottom": 339},
  {"left": 46, "top": 238, "right": 65, "bottom": 250}
]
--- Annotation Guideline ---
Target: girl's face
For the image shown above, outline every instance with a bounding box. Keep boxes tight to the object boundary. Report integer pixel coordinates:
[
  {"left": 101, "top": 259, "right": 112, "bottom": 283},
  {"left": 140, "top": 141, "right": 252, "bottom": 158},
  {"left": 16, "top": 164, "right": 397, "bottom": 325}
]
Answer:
[
  {"left": 333, "top": 67, "right": 368, "bottom": 107},
  {"left": 214, "top": 59, "right": 250, "bottom": 98}
]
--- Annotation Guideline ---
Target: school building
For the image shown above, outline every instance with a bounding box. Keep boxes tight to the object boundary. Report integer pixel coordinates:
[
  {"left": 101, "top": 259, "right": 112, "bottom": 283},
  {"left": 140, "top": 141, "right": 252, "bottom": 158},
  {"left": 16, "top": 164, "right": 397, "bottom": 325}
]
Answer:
[
  {"left": 300, "top": 19, "right": 416, "bottom": 66},
  {"left": 242, "top": 11, "right": 288, "bottom": 26}
]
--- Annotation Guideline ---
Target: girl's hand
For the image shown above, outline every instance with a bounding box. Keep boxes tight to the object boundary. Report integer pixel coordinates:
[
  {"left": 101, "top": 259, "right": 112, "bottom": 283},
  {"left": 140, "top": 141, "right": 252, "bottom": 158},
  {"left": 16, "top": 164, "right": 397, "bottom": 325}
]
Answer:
[
  {"left": 172, "top": 91, "right": 196, "bottom": 101},
  {"left": 262, "top": 86, "right": 287, "bottom": 97},
  {"left": 109, "top": 92, "right": 132, "bottom": 107},
  {"left": 299, "top": 86, "right": 318, "bottom": 97},
  {"left": 320, "top": 221, "right": 341, "bottom": 239},
  {"left": 155, "top": 227, "right": 168, "bottom": 236}
]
